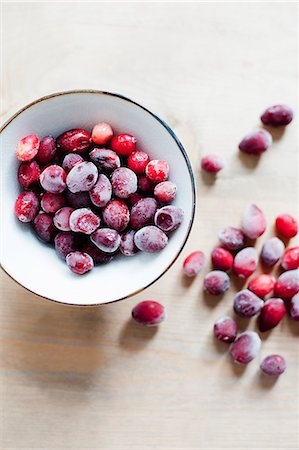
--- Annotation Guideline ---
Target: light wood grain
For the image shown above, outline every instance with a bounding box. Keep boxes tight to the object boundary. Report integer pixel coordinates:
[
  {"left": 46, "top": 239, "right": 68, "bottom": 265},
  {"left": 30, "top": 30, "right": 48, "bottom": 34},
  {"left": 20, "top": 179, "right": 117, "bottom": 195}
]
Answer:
[{"left": 1, "top": 3, "right": 298, "bottom": 449}]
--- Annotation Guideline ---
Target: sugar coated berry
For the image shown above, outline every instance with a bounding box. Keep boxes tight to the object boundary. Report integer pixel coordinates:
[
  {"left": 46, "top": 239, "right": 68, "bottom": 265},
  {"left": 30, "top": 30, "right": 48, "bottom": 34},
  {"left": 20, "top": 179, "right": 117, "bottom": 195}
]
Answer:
[
  {"left": 132, "top": 301, "right": 165, "bottom": 326},
  {"left": 110, "top": 133, "right": 136, "bottom": 156},
  {"left": 66, "top": 251, "right": 94, "bottom": 275},
  {"left": 211, "top": 247, "right": 233, "bottom": 271},
  {"left": 281, "top": 247, "right": 299, "bottom": 270},
  {"left": 66, "top": 161, "right": 98, "bottom": 193},
  {"left": 261, "top": 237, "right": 285, "bottom": 267},
  {"left": 259, "top": 298, "right": 286, "bottom": 332},
  {"left": 154, "top": 206, "right": 184, "bottom": 232},
  {"left": 274, "top": 270, "right": 299, "bottom": 299},
  {"left": 14, "top": 191, "right": 39, "bottom": 222},
  {"left": 16, "top": 134, "right": 39, "bottom": 161},
  {"left": 128, "top": 192, "right": 143, "bottom": 206},
  {"left": 201, "top": 153, "right": 224, "bottom": 173},
  {"left": 33, "top": 212, "right": 55, "bottom": 242},
  {"left": 111, "top": 167, "right": 137, "bottom": 198},
  {"left": 289, "top": 293, "right": 299, "bottom": 321},
  {"left": 37, "top": 136, "right": 56, "bottom": 164},
  {"left": 242, "top": 204, "right": 266, "bottom": 239},
  {"left": 182, "top": 251, "right": 205, "bottom": 277},
  {"left": 218, "top": 227, "right": 245, "bottom": 251},
  {"left": 214, "top": 316, "right": 237, "bottom": 343},
  {"left": 134, "top": 226, "right": 168, "bottom": 253},
  {"left": 239, "top": 129, "right": 272, "bottom": 155},
  {"left": 230, "top": 331, "right": 261, "bottom": 364},
  {"left": 62, "top": 153, "right": 84, "bottom": 173},
  {"left": 83, "top": 241, "right": 113, "bottom": 265},
  {"left": 40, "top": 165, "right": 66, "bottom": 194},
  {"left": 66, "top": 190, "right": 91, "bottom": 209},
  {"left": 138, "top": 174, "right": 154, "bottom": 194},
  {"left": 260, "top": 355, "right": 286, "bottom": 376},
  {"left": 54, "top": 232, "right": 79, "bottom": 259},
  {"left": 275, "top": 214, "right": 298, "bottom": 239},
  {"left": 102, "top": 199, "right": 130, "bottom": 232},
  {"left": 89, "top": 173, "right": 112, "bottom": 208},
  {"left": 145, "top": 160, "right": 169, "bottom": 183},
  {"left": 233, "top": 289, "right": 264, "bottom": 318},
  {"left": 233, "top": 247, "right": 258, "bottom": 278},
  {"left": 57, "top": 129, "right": 91, "bottom": 154},
  {"left": 41, "top": 193, "right": 65, "bottom": 214},
  {"left": 53, "top": 207, "right": 74, "bottom": 231},
  {"left": 203, "top": 270, "right": 230, "bottom": 295},
  {"left": 89, "top": 148, "right": 120, "bottom": 171},
  {"left": 130, "top": 198, "right": 158, "bottom": 230},
  {"left": 154, "top": 181, "right": 177, "bottom": 203},
  {"left": 261, "top": 105, "right": 293, "bottom": 127},
  {"left": 18, "top": 160, "right": 40, "bottom": 189},
  {"left": 127, "top": 151, "right": 150, "bottom": 174},
  {"left": 70, "top": 208, "right": 100, "bottom": 235},
  {"left": 120, "top": 230, "right": 138, "bottom": 256},
  {"left": 248, "top": 274, "right": 276, "bottom": 298},
  {"left": 91, "top": 228, "right": 121, "bottom": 253},
  {"left": 91, "top": 122, "right": 113, "bottom": 145}
]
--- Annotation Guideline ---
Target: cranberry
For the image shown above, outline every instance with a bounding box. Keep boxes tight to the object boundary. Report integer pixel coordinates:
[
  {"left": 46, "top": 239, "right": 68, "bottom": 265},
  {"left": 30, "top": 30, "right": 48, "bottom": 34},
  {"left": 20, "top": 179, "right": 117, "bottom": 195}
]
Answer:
[
  {"left": 110, "top": 133, "right": 136, "bottom": 156},
  {"left": 89, "top": 148, "right": 120, "bottom": 171},
  {"left": 261, "top": 237, "right": 285, "bottom": 267},
  {"left": 239, "top": 129, "right": 272, "bottom": 155},
  {"left": 275, "top": 214, "right": 298, "bottom": 239},
  {"left": 91, "top": 122, "right": 113, "bottom": 145},
  {"left": 40, "top": 165, "right": 66, "bottom": 194},
  {"left": 83, "top": 241, "right": 114, "bottom": 265},
  {"left": 154, "top": 181, "right": 177, "bottom": 203},
  {"left": 211, "top": 247, "right": 233, "bottom": 271},
  {"left": 289, "top": 293, "right": 299, "bottom": 321},
  {"left": 89, "top": 173, "right": 112, "bottom": 207},
  {"left": 130, "top": 197, "right": 158, "bottom": 230},
  {"left": 218, "top": 227, "right": 245, "bottom": 251},
  {"left": 128, "top": 192, "right": 143, "bottom": 206},
  {"left": 132, "top": 301, "right": 165, "bottom": 326},
  {"left": 145, "top": 160, "right": 169, "bottom": 183},
  {"left": 182, "top": 251, "right": 205, "bottom": 277},
  {"left": 120, "top": 230, "right": 138, "bottom": 256},
  {"left": 54, "top": 232, "right": 79, "bottom": 259},
  {"left": 37, "top": 136, "right": 56, "bottom": 164},
  {"left": 154, "top": 206, "right": 184, "bottom": 232},
  {"left": 201, "top": 153, "right": 224, "bottom": 173},
  {"left": 91, "top": 228, "right": 121, "bottom": 253},
  {"left": 66, "top": 251, "right": 94, "bottom": 275},
  {"left": 230, "top": 331, "right": 261, "bottom": 364},
  {"left": 203, "top": 270, "right": 230, "bottom": 295},
  {"left": 233, "top": 289, "right": 264, "bottom": 318},
  {"left": 18, "top": 160, "right": 40, "bottom": 189},
  {"left": 274, "top": 270, "right": 299, "bottom": 299},
  {"left": 53, "top": 207, "right": 74, "bottom": 231},
  {"left": 102, "top": 199, "right": 130, "bottom": 232},
  {"left": 261, "top": 105, "right": 293, "bottom": 127},
  {"left": 242, "top": 204, "right": 266, "bottom": 239},
  {"left": 127, "top": 151, "right": 150, "bottom": 174},
  {"left": 57, "top": 129, "right": 91, "bottom": 154},
  {"left": 134, "top": 226, "right": 168, "bottom": 253},
  {"left": 111, "top": 167, "right": 137, "bottom": 198},
  {"left": 69, "top": 208, "right": 100, "bottom": 235},
  {"left": 233, "top": 247, "right": 258, "bottom": 278},
  {"left": 214, "top": 316, "right": 237, "bottom": 343},
  {"left": 33, "top": 212, "right": 55, "bottom": 242},
  {"left": 16, "top": 134, "right": 39, "bottom": 161},
  {"left": 281, "top": 247, "right": 299, "bottom": 270},
  {"left": 66, "top": 161, "right": 98, "bottom": 193},
  {"left": 259, "top": 298, "right": 286, "bottom": 332},
  {"left": 248, "top": 274, "right": 276, "bottom": 298},
  {"left": 260, "top": 355, "right": 286, "bottom": 376},
  {"left": 14, "top": 191, "right": 39, "bottom": 222},
  {"left": 66, "top": 190, "right": 91, "bottom": 209},
  {"left": 138, "top": 175, "right": 154, "bottom": 194},
  {"left": 41, "top": 193, "right": 65, "bottom": 214},
  {"left": 62, "top": 153, "right": 84, "bottom": 173}
]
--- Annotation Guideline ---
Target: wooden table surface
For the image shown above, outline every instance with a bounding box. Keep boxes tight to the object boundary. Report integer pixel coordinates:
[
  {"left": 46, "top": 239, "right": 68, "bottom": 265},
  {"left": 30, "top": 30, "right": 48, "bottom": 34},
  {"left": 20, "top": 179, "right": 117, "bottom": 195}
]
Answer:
[{"left": 1, "top": 3, "right": 298, "bottom": 449}]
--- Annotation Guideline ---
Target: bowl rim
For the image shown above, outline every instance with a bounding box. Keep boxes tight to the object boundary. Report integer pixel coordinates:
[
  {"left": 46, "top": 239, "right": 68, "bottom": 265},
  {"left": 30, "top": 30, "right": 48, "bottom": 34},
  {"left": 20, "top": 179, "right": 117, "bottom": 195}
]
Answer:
[{"left": 0, "top": 89, "right": 196, "bottom": 307}]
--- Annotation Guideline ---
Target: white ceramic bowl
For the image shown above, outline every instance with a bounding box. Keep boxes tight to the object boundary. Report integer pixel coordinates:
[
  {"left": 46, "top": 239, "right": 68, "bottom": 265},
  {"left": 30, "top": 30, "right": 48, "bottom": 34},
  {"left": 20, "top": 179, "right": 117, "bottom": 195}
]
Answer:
[{"left": 0, "top": 91, "right": 195, "bottom": 306}]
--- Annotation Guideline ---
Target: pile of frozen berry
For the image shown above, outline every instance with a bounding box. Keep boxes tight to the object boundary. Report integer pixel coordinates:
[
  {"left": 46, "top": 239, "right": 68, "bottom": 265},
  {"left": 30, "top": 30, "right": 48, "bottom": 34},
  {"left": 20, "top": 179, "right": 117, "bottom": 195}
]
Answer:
[{"left": 14, "top": 122, "right": 184, "bottom": 274}]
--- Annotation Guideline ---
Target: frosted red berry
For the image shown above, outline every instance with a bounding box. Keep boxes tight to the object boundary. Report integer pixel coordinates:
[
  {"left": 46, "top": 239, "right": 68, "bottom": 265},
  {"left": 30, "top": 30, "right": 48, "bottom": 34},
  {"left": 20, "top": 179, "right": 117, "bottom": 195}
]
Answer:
[
  {"left": 211, "top": 247, "right": 233, "bottom": 271},
  {"left": 289, "top": 293, "right": 299, "bottom": 321},
  {"left": 89, "top": 173, "right": 112, "bottom": 208},
  {"left": 120, "top": 230, "right": 138, "bottom": 256},
  {"left": 14, "top": 191, "right": 39, "bottom": 222},
  {"left": 53, "top": 207, "right": 74, "bottom": 231},
  {"left": 111, "top": 133, "right": 136, "bottom": 156},
  {"left": 134, "top": 226, "right": 168, "bottom": 253},
  {"left": 154, "top": 181, "right": 177, "bottom": 203},
  {"left": 132, "top": 301, "right": 165, "bottom": 326},
  {"left": 54, "top": 232, "right": 79, "bottom": 259},
  {"left": 40, "top": 165, "right": 66, "bottom": 194},
  {"left": 111, "top": 167, "right": 137, "bottom": 198},
  {"left": 66, "top": 161, "right": 98, "bottom": 193},
  {"left": 261, "top": 104, "right": 293, "bottom": 127},
  {"left": 146, "top": 160, "right": 169, "bottom": 183},
  {"left": 248, "top": 274, "right": 275, "bottom": 298},
  {"left": 274, "top": 270, "right": 299, "bottom": 299},
  {"left": 218, "top": 227, "right": 245, "bottom": 251},
  {"left": 233, "top": 289, "right": 264, "bottom": 318},
  {"left": 33, "top": 212, "right": 55, "bottom": 242},
  {"left": 201, "top": 153, "right": 224, "bottom": 173},
  {"left": 130, "top": 197, "right": 158, "bottom": 230},
  {"left": 138, "top": 175, "right": 154, "bottom": 194},
  {"left": 83, "top": 241, "right": 113, "bottom": 265},
  {"left": 89, "top": 148, "right": 120, "bottom": 172},
  {"left": 102, "top": 199, "right": 130, "bottom": 232},
  {"left": 66, "top": 190, "right": 91, "bottom": 209},
  {"left": 66, "top": 251, "right": 94, "bottom": 275},
  {"left": 57, "top": 129, "right": 91, "bottom": 154},
  {"left": 239, "top": 129, "right": 272, "bottom": 155},
  {"left": 154, "top": 206, "right": 184, "bottom": 232},
  {"left": 214, "top": 316, "right": 237, "bottom": 343},
  {"left": 182, "top": 251, "right": 205, "bottom": 277},
  {"left": 18, "top": 160, "right": 40, "bottom": 189},
  {"left": 260, "top": 355, "right": 286, "bottom": 376},
  {"left": 91, "top": 228, "right": 121, "bottom": 253},
  {"left": 275, "top": 214, "right": 298, "bottom": 239},
  {"left": 261, "top": 237, "right": 285, "bottom": 267},
  {"left": 127, "top": 151, "right": 150, "bottom": 174},
  {"left": 203, "top": 270, "right": 230, "bottom": 295},
  {"left": 41, "top": 193, "right": 65, "bottom": 214},
  {"left": 233, "top": 247, "right": 258, "bottom": 278},
  {"left": 242, "top": 204, "right": 266, "bottom": 239},
  {"left": 281, "top": 247, "right": 299, "bottom": 270},
  {"left": 230, "top": 331, "right": 261, "bottom": 364},
  {"left": 70, "top": 208, "right": 100, "bottom": 235},
  {"left": 37, "top": 136, "right": 56, "bottom": 164},
  {"left": 62, "top": 153, "right": 84, "bottom": 173},
  {"left": 91, "top": 122, "right": 113, "bottom": 145},
  {"left": 259, "top": 298, "right": 286, "bottom": 332},
  {"left": 16, "top": 134, "right": 39, "bottom": 162}
]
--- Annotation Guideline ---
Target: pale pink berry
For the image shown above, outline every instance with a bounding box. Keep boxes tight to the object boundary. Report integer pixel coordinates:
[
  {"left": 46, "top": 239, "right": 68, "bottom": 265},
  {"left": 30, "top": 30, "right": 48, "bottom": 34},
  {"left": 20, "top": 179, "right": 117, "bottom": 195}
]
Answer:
[
  {"left": 14, "top": 191, "right": 39, "bottom": 223},
  {"left": 54, "top": 232, "right": 79, "bottom": 259},
  {"left": 66, "top": 251, "right": 94, "bottom": 275},
  {"left": 37, "top": 136, "right": 56, "bottom": 164},
  {"left": 62, "top": 153, "right": 84, "bottom": 173},
  {"left": 130, "top": 198, "right": 158, "bottom": 230},
  {"left": 218, "top": 227, "right": 245, "bottom": 251},
  {"left": 248, "top": 274, "right": 276, "bottom": 298},
  {"left": 89, "top": 174, "right": 112, "bottom": 208},
  {"left": 182, "top": 251, "right": 205, "bottom": 277},
  {"left": 214, "top": 316, "right": 237, "bottom": 343},
  {"left": 239, "top": 129, "right": 272, "bottom": 155},
  {"left": 111, "top": 167, "right": 137, "bottom": 198},
  {"left": 57, "top": 129, "right": 91, "bottom": 154},
  {"left": 33, "top": 212, "right": 55, "bottom": 242},
  {"left": 132, "top": 301, "right": 165, "bottom": 326},
  {"left": 40, "top": 165, "right": 66, "bottom": 194},
  {"left": 154, "top": 181, "right": 177, "bottom": 203},
  {"left": 260, "top": 355, "right": 286, "bottom": 376},
  {"left": 233, "top": 247, "right": 258, "bottom": 278},
  {"left": 230, "top": 331, "right": 261, "bottom": 364},
  {"left": 120, "top": 230, "right": 138, "bottom": 256},
  {"left": 274, "top": 270, "right": 299, "bottom": 299},
  {"left": 233, "top": 289, "right": 264, "bottom": 318},
  {"left": 66, "top": 161, "right": 98, "bottom": 193},
  {"left": 91, "top": 122, "right": 113, "bottom": 145},
  {"left": 146, "top": 160, "right": 169, "bottom": 183},
  {"left": 89, "top": 148, "right": 120, "bottom": 171},
  {"left": 53, "top": 207, "right": 74, "bottom": 231},
  {"left": 281, "top": 247, "right": 299, "bottom": 270},
  {"left": 259, "top": 298, "right": 286, "bottom": 332},
  {"left": 16, "top": 134, "right": 39, "bottom": 161},
  {"left": 289, "top": 293, "right": 299, "bottom": 321},
  {"left": 134, "top": 226, "right": 168, "bottom": 253},
  {"left": 102, "top": 199, "right": 130, "bottom": 232},
  {"left": 211, "top": 247, "right": 233, "bottom": 271},
  {"left": 261, "top": 105, "right": 293, "bottom": 127},
  {"left": 201, "top": 153, "right": 224, "bottom": 173},
  {"left": 154, "top": 206, "right": 184, "bottom": 232},
  {"left": 242, "top": 204, "right": 266, "bottom": 239},
  {"left": 41, "top": 193, "right": 65, "bottom": 214},
  {"left": 203, "top": 270, "right": 230, "bottom": 295},
  {"left": 275, "top": 214, "right": 298, "bottom": 239},
  {"left": 261, "top": 237, "right": 285, "bottom": 267},
  {"left": 69, "top": 208, "right": 100, "bottom": 235},
  {"left": 91, "top": 228, "right": 121, "bottom": 253}
]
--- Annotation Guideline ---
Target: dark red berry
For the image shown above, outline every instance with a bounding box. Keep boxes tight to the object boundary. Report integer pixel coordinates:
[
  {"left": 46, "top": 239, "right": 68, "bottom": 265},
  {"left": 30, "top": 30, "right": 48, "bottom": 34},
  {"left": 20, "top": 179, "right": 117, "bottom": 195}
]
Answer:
[
  {"left": 261, "top": 105, "right": 293, "bottom": 127},
  {"left": 57, "top": 129, "right": 91, "bottom": 154},
  {"left": 132, "top": 301, "right": 165, "bottom": 326}
]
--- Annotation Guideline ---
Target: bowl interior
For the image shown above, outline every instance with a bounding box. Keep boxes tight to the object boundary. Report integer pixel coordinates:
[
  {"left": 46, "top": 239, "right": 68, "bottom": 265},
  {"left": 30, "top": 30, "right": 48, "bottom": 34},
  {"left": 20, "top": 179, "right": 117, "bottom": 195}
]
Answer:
[{"left": 0, "top": 92, "right": 195, "bottom": 305}]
